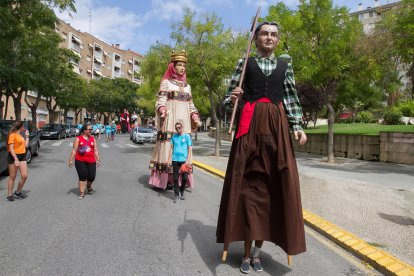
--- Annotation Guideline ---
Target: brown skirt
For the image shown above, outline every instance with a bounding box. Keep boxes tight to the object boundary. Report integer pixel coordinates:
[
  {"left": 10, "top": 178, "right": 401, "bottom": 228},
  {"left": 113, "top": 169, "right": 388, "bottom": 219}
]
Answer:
[{"left": 216, "top": 102, "right": 306, "bottom": 255}]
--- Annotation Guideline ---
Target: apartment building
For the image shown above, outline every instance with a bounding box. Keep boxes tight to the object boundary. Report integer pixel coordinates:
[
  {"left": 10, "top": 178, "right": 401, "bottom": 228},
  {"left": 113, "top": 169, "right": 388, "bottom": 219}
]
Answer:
[
  {"left": 56, "top": 19, "right": 143, "bottom": 84},
  {"left": 350, "top": 1, "right": 411, "bottom": 91},
  {"left": 2, "top": 18, "right": 144, "bottom": 127}
]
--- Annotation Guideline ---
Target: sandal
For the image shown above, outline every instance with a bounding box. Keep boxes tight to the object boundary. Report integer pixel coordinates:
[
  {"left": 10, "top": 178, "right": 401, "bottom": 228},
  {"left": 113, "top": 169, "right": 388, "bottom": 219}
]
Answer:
[{"left": 78, "top": 192, "right": 85, "bottom": 200}]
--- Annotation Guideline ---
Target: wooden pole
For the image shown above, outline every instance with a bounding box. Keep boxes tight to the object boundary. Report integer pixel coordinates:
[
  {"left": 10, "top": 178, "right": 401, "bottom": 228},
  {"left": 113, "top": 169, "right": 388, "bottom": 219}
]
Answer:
[
  {"left": 288, "top": 255, "right": 292, "bottom": 265},
  {"left": 227, "top": 7, "right": 261, "bottom": 135}
]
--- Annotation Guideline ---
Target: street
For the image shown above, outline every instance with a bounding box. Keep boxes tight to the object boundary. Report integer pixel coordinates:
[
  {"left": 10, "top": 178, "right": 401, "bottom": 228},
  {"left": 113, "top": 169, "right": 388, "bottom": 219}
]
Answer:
[{"left": 0, "top": 135, "right": 381, "bottom": 275}]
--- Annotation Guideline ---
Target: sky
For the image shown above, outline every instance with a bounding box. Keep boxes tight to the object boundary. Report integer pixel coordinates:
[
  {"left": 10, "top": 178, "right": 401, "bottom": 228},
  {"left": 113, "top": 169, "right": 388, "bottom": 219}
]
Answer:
[{"left": 55, "top": 0, "right": 398, "bottom": 55}]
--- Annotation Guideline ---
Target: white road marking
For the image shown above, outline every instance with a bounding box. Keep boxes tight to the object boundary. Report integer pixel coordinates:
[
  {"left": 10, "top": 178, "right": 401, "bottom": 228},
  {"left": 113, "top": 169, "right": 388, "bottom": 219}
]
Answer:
[
  {"left": 125, "top": 144, "right": 138, "bottom": 148},
  {"left": 101, "top": 143, "right": 109, "bottom": 148},
  {"left": 115, "top": 144, "right": 125, "bottom": 148},
  {"left": 51, "top": 140, "right": 64, "bottom": 146}
]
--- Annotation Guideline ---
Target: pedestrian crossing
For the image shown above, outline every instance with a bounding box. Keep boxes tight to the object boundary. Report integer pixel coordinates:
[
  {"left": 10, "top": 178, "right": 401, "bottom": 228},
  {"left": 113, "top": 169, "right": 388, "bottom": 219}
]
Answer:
[{"left": 40, "top": 139, "right": 146, "bottom": 149}]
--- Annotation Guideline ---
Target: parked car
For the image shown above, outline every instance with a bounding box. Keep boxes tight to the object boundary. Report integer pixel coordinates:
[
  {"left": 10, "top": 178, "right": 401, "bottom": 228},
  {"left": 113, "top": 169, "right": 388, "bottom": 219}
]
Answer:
[
  {"left": 63, "top": 124, "right": 76, "bottom": 138},
  {"left": 40, "top": 124, "right": 66, "bottom": 140},
  {"left": 132, "top": 127, "right": 157, "bottom": 144},
  {"left": 72, "top": 125, "right": 80, "bottom": 136},
  {"left": 0, "top": 130, "right": 8, "bottom": 173},
  {"left": 0, "top": 120, "right": 41, "bottom": 164}
]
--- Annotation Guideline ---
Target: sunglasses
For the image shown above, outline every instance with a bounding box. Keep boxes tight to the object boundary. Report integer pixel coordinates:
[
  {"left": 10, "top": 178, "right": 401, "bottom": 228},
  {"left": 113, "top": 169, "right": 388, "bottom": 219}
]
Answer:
[
  {"left": 86, "top": 128, "right": 92, "bottom": 130},
  {"left": 254, "top": 21, "right": 279, "bottom": 35}
]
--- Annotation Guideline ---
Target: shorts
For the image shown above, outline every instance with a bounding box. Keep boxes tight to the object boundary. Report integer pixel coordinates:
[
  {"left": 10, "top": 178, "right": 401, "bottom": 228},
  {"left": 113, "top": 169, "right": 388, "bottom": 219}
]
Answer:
[
  {"left": 8, "top": 153, "right": 27, "bottom": 164},
  {"left": 75, "top": 160, "right": 96, "bottom": 182}
]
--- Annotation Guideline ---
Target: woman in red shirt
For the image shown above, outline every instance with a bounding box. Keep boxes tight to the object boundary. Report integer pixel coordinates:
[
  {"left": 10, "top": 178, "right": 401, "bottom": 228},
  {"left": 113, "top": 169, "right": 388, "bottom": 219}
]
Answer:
[
  {"left": 6, "top": 121, "right": 30, "bottom": 202},
  {"left": 68, "top": 124, "right": 100, "bottom": 199}
]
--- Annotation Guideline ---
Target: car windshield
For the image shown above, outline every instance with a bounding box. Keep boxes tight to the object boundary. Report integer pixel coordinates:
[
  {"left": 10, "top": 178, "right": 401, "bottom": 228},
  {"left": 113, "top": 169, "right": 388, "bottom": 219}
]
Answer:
[
  {"left": 138, "top": 128, "right": 153, "bottom": 133},
  {"left": 43, "top": 125, "right": 59, "bottom": 130}
]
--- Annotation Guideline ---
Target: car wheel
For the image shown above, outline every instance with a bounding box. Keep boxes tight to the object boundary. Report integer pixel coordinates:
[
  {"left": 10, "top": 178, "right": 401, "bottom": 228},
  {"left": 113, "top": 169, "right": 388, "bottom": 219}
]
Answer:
[
  {"left": 57, "top": 134, "right": 61, "bottom": 140},
  {"left": 26, "top": 149, "right": 32, "bottom": 164},
  {"left": 33, "top": 142, "right": 40, "bottom": 156}
]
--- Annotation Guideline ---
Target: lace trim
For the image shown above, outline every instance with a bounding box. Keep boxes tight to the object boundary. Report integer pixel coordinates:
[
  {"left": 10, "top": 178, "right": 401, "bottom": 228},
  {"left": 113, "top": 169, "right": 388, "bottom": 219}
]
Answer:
[{"left": 159, "top": 91, "right": 192, "bottom": 101}]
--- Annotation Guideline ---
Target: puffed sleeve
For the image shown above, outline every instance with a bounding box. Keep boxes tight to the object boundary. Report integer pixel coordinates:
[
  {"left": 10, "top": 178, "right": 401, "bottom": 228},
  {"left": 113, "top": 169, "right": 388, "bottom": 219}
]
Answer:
[
  {"left": 155, "top": 79, "right": 169, "bottom": 112},
  {"left": 188, "top": 85, "right": 198, "bottom": 114}
]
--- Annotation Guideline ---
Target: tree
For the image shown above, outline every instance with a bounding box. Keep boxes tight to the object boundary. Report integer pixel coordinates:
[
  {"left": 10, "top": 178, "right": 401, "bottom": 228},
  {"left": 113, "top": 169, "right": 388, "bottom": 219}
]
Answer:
[
  {"left": 0, "top": 0, "right": 75, "bottom": 120},
  {"left": 296, "top": 84, "right": 324, "bottom": 128},
  {"left": 138, "top": 43, "right": 172, "bottom": 117},
  {"left": 171, "top": 9, "right": 246, "bottom": 157},
  {"left": 392, "top": 0, "right": 414, "bottom": 99},
  {"left": 266, "top": 0, "right": 363, "bottom": 163},
  {"left": 87, "top": 78, "right": 140, "bottom": 123}
]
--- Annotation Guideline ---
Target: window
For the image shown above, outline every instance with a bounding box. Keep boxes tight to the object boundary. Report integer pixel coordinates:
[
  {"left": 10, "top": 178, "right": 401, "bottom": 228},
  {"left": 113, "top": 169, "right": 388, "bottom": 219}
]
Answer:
[{"left": 369, "top": 11, "right": 374, "bottom": 17}]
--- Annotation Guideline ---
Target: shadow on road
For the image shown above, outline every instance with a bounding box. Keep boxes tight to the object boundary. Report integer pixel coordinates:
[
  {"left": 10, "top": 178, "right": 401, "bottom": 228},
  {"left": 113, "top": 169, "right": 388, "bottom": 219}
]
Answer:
[
  {"left": 378, "top": 212, "right": 414, "bottom": 226},
  {"left": 67, "top": 187, "right": 79, "bottom": 196},
  {"left": 138, "top": 173, "right": 177, "bottom": 201},
  {"left": 177, "top": 215, "right": 291, "bottom": 276}
]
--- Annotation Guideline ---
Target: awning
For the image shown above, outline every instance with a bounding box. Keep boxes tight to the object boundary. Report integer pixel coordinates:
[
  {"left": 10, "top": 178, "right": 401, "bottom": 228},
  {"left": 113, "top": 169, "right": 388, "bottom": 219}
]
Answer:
[
  {"left": 94, "top": 69, "right": 103, "bottom": 76},
  {"left": 61, "top": 34, "right": 67, "bottom": 40},
  {"left": 95, "top": 43, "right": 102, "bottom": 50},
  {"left": 86, "top": 68, "right": 92, "bottom": 74},
  {"left": 94, "top": 56, "right": 103, "bottom": 64},
  {"left": 114, "top": 64, "right": 120, "bottom": 69},
  {"left": 88, "top": 43, "right": 93, "bottom": 48},
  {"left": 128, "top": 59, "right": 132, "bottom": 64},
  {"left": 71, "top": 35, "right": 82, "bottom": 44},
  {"left": 71, "top": 49, "right": 82, "bottom": 59},
  {"left": 103, "top": 51, "right": 108, "bottom": 56},
  {"left": 127, "top": 69, "right": 132, "bottom": 74}
]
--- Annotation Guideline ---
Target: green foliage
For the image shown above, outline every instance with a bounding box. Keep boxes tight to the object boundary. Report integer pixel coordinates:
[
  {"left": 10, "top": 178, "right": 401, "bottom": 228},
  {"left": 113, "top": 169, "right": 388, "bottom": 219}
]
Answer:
[
  {"left": 171, "top": 9, "right": 247, "bottom": 123},
  {"left": 87, "top": 78, "right": 140, "bottom": 115},
  {"left": 306, "top": 123, "right": 414, "bottom": 135},
  {"left": 138, "top": 43, "right": 172, "bottom": 116},
  {"left": 396, "top": 100, "right": 414, "bottom": 117},
  {"left": 383, "top": 107, "right": 403, "bottom": 125},
  {"left": 355, "top": 111, "right": 376, "bottom": 123}
]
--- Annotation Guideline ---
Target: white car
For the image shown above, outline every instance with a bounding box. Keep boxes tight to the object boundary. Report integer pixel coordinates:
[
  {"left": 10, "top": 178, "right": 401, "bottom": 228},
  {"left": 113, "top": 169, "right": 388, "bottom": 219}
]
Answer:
[{"left": 132, "top": 127, "right": 156, "bottom": 144}]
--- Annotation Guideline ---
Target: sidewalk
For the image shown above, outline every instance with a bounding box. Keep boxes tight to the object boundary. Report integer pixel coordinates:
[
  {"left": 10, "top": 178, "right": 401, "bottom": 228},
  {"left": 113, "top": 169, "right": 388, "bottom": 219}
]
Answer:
[{"left": 192, "top": 132, "right": 414, "bottom": 269}]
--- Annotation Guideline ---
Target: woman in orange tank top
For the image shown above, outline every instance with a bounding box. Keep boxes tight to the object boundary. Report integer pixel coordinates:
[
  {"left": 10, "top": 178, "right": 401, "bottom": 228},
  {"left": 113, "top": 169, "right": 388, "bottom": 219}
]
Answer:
[{"left": 6, "top": 121, "right": 30, "bottom": 202}]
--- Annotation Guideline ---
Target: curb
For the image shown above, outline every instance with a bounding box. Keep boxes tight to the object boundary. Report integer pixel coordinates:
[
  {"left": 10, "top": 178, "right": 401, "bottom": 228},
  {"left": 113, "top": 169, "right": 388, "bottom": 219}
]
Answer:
[{"left": 193, "top": 160, "right": 414, "bottom": 276}]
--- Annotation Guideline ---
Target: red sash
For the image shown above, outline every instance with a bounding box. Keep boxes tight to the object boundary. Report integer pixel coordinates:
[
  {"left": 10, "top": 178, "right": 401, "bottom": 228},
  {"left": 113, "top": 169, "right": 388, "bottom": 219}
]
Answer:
[{"left": 236, "top": 97, "right": 279, "bottom": 138}]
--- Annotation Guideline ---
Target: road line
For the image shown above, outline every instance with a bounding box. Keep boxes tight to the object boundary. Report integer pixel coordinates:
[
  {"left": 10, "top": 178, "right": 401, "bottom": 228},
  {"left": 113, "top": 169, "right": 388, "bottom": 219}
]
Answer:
[
  {"left": 125, "top": 144, "right": 137, "bottom": 148},
  {"left": 193, "top": 159, "right": 414, "bottom": 276},
  {"left": 100, "top": 143, "right": 109, "bottom": 148},
  {"left": 51, "top": 140, "right": 64, "bottom": 146},
  {"left": 40, "top": 140, "right": 50, "bottom": 145},
  {"left": 115, "top": 144, "right": 125, "bottom": 148}
]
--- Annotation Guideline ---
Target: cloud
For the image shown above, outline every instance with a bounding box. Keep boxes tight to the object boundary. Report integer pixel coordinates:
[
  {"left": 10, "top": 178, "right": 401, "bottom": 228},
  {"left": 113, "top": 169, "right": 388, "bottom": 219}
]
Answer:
[
  {"left": 245, "top": 0, "right": 300, "bottom": 9},
  {"left": 143, "top": 0, "right": 198, "bottom": 21},
  {"left": 55, "top": 0, "right": 143, "bottom": 50}
]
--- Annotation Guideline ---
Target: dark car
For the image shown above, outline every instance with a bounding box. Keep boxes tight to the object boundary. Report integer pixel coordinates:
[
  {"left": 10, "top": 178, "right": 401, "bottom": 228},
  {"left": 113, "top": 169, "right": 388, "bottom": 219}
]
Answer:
[
  {"left": 0, "top": 120, "right": 41, "bottom": 165},
  {"left": 0, "top": 130, "right": 8, "bottom": 173},
  {"left": 40, "top": 124, "right": 66, "bottom": 140}
]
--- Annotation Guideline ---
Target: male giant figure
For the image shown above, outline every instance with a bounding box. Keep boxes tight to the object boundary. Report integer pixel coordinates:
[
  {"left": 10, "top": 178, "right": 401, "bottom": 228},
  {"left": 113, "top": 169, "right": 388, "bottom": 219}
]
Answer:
[{"left": 216, "top": 22, "right": 307, "bottom": 274}]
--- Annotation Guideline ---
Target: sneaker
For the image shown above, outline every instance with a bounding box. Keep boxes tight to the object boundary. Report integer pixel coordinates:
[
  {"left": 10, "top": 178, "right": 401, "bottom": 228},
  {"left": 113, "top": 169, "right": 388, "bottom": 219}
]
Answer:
[
  {"left": 86, "top": 188, "right": 95, "bottom": 195},
  {"left": 173, "top": 196, "right": 180, "bottom": 203},
  {"left": 7, "top": 195, "right": 15, "bottom": 202},
  {"left": 180, "top": 193, "right": 185, "bottom": 200},
  {"left": 240, "top": 257, "right": 251, "bottom": 274},
  {"left": 251, "top": 258, "right": 263, "bottom": 272},
  {"left": 78, "top": 193, "right": 85, "bottom": 200},
  {"left": 14, "top": 191, "right": 26, "bottom": 199}
]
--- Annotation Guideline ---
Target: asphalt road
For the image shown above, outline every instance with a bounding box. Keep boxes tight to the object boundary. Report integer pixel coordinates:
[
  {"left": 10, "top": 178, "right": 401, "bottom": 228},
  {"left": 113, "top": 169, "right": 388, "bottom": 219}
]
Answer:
[{"left": 0, "top": 135, "right": 382, "bottom": 275}]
